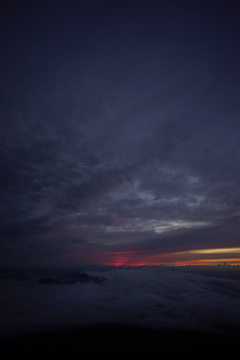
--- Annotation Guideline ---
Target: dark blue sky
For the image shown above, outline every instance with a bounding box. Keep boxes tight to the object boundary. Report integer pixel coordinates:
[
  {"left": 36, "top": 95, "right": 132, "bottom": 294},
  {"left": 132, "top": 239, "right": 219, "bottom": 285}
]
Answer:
[{"left": 0, "top": 0, "right": 240, "bottom": 267}]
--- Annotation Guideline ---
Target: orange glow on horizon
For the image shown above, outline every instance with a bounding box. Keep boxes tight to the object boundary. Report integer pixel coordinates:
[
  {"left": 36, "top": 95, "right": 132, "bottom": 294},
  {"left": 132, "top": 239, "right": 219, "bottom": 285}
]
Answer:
[
  {"left": 97, "top": 248, "right": 240, "bottom": 267},
  {"left": 169, "top": 258, "right": 240, "bottom": 266},
  {"left": 101, "top": 257, "right": 240, "bottom": 267}
]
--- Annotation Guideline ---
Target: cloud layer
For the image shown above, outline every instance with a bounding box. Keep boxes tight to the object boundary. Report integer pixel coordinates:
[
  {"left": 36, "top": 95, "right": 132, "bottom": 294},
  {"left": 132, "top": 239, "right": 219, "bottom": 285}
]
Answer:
[
  {"left": 1, "top": 267, "right": 240, "bottom": 338},
  {"left": 0, "top": 1, "right": 240, "bottom": 266}
]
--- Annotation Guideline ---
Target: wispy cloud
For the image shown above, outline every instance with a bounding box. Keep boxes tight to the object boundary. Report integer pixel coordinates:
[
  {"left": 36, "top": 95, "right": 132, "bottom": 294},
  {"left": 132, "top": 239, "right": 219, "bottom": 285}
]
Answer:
[{"left": 0, "top": 0, "right": 239, "bottom": 266}]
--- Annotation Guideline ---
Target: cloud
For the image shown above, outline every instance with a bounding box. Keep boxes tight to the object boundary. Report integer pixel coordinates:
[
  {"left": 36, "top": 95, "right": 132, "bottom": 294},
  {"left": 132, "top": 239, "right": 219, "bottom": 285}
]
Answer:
[
  {"left": 0, "top": 0, "right": 239, "bottom": 266},
  {"left": 1, "top": 267, "right": 240, "bottom": 338}
]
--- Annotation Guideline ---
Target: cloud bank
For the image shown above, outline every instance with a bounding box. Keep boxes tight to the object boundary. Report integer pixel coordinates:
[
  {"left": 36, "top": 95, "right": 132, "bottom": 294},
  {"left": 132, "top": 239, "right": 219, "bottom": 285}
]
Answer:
[
  {"left": 0, "top": 1, "right": 240, "bottom": 266},
  {"left": 1, "top": 267, "right": 240, "bottom": 338}
]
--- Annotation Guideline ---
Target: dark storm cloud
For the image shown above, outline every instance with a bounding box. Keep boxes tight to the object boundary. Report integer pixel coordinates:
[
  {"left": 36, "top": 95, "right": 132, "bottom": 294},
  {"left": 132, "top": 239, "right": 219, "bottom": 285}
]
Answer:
[{"left": 0, "top": 0, "right": 239, "bottom": 265}]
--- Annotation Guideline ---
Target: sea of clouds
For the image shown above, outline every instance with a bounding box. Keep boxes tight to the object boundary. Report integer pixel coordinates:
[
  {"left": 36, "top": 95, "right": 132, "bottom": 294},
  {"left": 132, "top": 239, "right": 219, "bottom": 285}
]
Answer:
[{"left": 1, "top": 266, "right": 240, "bottom": 338}]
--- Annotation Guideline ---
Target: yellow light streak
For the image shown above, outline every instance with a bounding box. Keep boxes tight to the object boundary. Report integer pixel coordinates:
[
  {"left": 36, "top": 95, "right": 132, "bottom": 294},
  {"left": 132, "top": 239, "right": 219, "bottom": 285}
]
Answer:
[{"left": 175, "top": 247, "right": 240, "bottom": 255}]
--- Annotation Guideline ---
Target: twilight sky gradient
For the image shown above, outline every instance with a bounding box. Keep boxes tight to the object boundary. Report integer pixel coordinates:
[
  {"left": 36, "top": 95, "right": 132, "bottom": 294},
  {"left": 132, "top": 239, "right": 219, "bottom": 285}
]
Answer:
[{"left": 0, "top": 0, "right": 240, "bottom": 267}]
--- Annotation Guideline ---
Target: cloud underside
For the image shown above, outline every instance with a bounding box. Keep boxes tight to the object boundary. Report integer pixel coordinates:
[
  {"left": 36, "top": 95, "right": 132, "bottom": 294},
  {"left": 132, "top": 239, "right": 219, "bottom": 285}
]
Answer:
[
  {"left": 1, "top": 100, "right": 239, "bottom": 265},
  {"left": 0, "top": 1, "right": 239, "bottom": 266}
]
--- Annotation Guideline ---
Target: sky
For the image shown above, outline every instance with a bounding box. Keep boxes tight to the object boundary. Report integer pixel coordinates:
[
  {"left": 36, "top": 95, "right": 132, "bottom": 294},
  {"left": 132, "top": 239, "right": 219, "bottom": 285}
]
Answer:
[{"left": 0, "top": 0, "right": 240, "bottom": 268}]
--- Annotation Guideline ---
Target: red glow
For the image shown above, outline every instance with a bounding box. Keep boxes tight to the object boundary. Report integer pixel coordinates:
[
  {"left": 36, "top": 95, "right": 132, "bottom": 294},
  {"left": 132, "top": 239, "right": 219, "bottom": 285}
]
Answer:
[
  {"left": 67, "top": 246, "right": 240, "bottom": 268},
  {"left": 100, "top": 250, "right": 240, "bottom": 267},
  {"left": 103, "top": 250, "right": 145, "bottom": 267}
]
